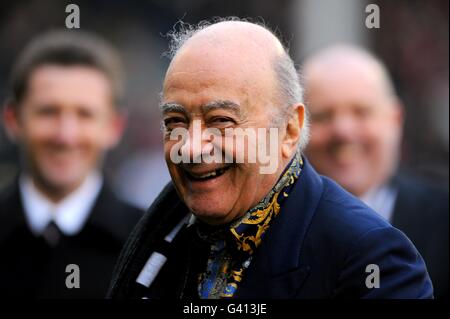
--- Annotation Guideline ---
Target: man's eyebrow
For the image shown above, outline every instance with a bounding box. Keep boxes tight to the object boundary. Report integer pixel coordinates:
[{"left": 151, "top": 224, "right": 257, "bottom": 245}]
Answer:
[
  {"left": 160, "top": 102, "right": 188, "bottom": 116},
  {"left": 201, "top": 100, "right": 243, "bottom": 118}
]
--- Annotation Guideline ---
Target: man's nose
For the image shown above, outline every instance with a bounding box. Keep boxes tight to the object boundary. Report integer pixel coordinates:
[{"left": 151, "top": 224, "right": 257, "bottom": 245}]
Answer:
[
  {"left": 331, "top": 114, "right": 358, "bottom": 140},
  {"left": 54, "top": 114, "right": 80, "bottom": 145},
  {"left": 179, "top": 121, "right": 212, "bottom": 163}
]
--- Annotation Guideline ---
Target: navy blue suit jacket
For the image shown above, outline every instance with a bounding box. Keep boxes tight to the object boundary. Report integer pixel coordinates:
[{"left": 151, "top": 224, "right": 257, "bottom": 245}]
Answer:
[{"left": 108, "top": 158, "right": 433, "bottom": 299}]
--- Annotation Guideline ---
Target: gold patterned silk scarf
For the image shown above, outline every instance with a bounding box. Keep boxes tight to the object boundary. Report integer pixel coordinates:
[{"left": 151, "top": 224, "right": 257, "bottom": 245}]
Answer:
[{"left": 196, "top": 153, "right": 303, "bottom": 299}]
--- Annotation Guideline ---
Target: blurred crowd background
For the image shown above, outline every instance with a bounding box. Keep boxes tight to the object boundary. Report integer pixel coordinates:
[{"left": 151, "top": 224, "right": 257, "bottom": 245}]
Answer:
[{"left": 0, "top": 0, "right": 448, "bottom": 210}]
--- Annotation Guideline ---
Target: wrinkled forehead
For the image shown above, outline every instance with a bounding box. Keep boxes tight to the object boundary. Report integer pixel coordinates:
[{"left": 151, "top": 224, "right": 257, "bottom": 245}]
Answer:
[
  {"left": 166, "top": 38, "right": 274, "bottom": 84},
  {"left": 163, "top": 48, "right": 278, "bottom": 114}
]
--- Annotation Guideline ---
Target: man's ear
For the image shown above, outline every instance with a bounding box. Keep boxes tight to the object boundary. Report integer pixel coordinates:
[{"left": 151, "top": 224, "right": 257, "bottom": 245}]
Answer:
[
  {"left": 2, "top": 103, "right": 21, "bottom": 142},
  {"left": 390, "top": 98, "right": 404, "bottom": 143},
  {"left": 281, "top": 103, "right": 305, "bottom": 159},
  {"left": 392, "top": 98, "right": 404, "bottom": 127}
]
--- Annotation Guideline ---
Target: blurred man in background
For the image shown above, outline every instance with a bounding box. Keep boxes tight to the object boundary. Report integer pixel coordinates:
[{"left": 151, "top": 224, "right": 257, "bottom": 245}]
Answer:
[
  {"left": 0, "top": 30, "right": 143, "bottom": 298},
  {"left": 303, "top": 45, "right": 448, "bottom": 298}
]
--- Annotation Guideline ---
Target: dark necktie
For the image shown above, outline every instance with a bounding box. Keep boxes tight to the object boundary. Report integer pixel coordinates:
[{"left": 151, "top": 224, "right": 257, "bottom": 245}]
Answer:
[{"left": 42, "top": 221, "right": 61, "bottom": 246}]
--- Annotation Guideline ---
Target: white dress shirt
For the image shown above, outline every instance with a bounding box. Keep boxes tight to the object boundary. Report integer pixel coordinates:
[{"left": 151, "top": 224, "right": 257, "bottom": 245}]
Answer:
[
  {"left": 360, "top": 184, "right": 398, "bottom": 222},
  {"left": 19, "top": 172, "right": 103, "bottom": 237}
]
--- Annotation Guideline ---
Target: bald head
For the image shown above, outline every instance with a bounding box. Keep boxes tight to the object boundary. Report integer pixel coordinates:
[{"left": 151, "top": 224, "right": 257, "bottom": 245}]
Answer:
[
  {"left": 303, "top": 44, "right": 403, "bottom": 197},
  {"left": 167, "top": 20, "right": 285, "bottom": 67},
  {"left": 303, "top": 45, "right": 397, "bottom": 105},
  {"left": 165, "top": 21, "right": 282, "bottom": 109},
  {"left": 163, "top": 19, "right": 307, "bottom": 141}
]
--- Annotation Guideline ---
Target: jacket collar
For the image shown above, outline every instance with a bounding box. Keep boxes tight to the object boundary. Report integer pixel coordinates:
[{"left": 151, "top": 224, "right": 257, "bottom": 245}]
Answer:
[
  {"left": 0, "top": 176, "right": 128, "bottom": 243},
  {"left": 235, "top": 157, "right": 324, "bottom": 298},
  {"left": 0, "top": 180, "right": 26, "bottom": 242}
]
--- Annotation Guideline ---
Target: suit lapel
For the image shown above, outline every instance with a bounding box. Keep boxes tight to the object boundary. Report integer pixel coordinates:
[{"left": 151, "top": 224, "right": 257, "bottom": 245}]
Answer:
[
  {"left": 108, "top": 182, "right": 191, "bottom": 298},
  {"left": 390, "top": 174, "right": 422, "bottom": 238},
  {"left": 235, "top": 159, "right": 323, "bottom": 298},
  {"left": 0, "top": 180, "right": 28, "bottom": 243},
  {"left": 86, "top": 183, "right": 128, "bottom": 241}
]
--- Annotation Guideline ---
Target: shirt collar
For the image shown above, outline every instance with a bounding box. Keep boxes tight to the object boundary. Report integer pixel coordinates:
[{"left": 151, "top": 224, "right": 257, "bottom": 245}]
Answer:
[
  {"left": 19, "top": 172, "right": 103, "bottom": 236},
  {"left": 360, "top": 183, "right": 398, "bottom": 222}
]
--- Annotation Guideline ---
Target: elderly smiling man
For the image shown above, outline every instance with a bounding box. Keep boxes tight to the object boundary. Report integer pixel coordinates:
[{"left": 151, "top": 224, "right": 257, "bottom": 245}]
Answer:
[{"left": 108, "top": 19, "right": 432, "bottom": 299}]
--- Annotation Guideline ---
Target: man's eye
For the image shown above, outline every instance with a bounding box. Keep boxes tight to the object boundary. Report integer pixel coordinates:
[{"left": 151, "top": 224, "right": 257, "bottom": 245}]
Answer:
[
  {"left": 163, "top": 117, "right": 187, "bottom": 129},
  {"left": 354, "top": 107, "right": 373, "bottom": 119},
  {"left": 78, "top": 108, "right": 95, "bottom": 119},
  {"left": 311, "top": 112, "right": 332, "bottom": 123},
  {"left": 35, "top": 106, "right": 58, "bottom": 117},
  {"left": 209, "top": 117, "right": 235, "bottom": 126}
]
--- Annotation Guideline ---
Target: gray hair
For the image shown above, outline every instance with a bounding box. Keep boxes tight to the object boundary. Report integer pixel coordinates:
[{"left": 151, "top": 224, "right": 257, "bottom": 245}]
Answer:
[{"left": 164, "top": 17, "right": 310, "bottom": 151}]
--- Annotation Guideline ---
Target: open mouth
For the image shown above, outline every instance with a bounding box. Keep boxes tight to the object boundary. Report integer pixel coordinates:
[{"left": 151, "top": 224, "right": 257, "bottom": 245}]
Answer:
[{"left": 184, "top": 165, "right": 232, "bottom": 181}]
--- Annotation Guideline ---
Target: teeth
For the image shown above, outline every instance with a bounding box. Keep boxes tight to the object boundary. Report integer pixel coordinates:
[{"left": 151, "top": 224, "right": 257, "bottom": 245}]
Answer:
[
  {"left": 198, "top": 171, "right": 217, "bottom": 179},
  {"left": 189, "top": 167, "right": 229, "bottom": 179}
]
